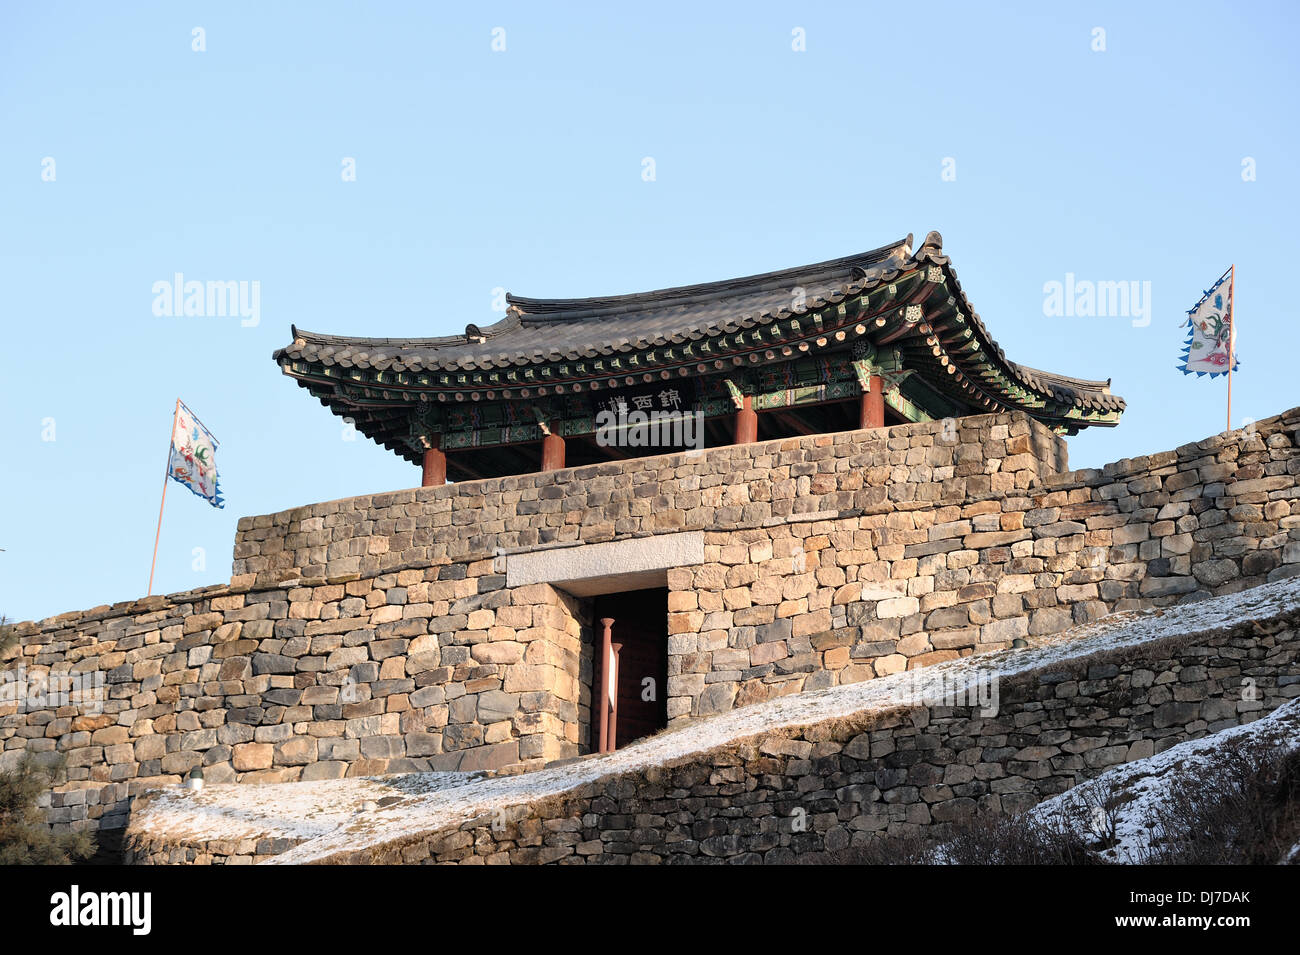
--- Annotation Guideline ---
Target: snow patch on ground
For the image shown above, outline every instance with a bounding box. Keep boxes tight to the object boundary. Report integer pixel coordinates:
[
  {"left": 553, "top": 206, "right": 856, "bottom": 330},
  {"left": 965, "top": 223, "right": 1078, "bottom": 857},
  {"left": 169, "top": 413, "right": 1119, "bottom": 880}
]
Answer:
[
  {"left": 123, "top": 576, "right": 1300, "bottom": 864},
  {"left": 133, "top": 771, "right": 485, "bottom": 845}
]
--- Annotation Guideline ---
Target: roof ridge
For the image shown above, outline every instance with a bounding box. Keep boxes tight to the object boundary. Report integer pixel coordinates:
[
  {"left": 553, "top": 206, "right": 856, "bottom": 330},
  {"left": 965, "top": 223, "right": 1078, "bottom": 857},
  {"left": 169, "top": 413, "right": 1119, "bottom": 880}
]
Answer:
[
  {"left": 507, "top": 236, "right": 913, "bottom": 319},
  {"left": 280, "top": 313, "right": 522, "bottom": 351}
]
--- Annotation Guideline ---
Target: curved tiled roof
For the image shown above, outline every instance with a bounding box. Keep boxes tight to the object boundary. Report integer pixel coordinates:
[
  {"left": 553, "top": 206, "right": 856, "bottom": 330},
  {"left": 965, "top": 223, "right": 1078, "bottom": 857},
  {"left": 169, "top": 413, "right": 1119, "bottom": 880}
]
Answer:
[
  {"left": 275, "top": 236, "right": 914, "bottom": 374},
  {"left": 274, "top": 231, "right": 1125, "bottom": 462}
]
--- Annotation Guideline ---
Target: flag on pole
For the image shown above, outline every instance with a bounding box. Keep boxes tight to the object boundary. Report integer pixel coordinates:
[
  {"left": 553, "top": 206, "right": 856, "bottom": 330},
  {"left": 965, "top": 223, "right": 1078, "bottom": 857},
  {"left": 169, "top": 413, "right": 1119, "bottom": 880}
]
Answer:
[
  {"left": 1178, "top": 267, "right": 1237, "bottom": 377},
  {"left": 167, "top": 401, "right": 224, "bottom": 508}
]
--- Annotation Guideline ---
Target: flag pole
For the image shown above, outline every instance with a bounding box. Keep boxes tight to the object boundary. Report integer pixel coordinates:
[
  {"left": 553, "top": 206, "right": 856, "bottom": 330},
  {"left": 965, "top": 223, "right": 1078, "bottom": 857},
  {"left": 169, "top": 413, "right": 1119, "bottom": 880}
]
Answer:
[
  {"left": 1226, "top": 264, "right": 1236, "bottom": 434},
  {"left": 148, "top": 398, "right": 180, "bottom": 596}
]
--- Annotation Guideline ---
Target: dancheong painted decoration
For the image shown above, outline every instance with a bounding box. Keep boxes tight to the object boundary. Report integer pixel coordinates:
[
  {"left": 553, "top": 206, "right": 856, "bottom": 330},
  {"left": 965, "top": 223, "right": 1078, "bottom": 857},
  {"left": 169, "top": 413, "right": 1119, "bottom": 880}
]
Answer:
[{"left": 274, "top": 232, "right": 1125, "bottom": 484}]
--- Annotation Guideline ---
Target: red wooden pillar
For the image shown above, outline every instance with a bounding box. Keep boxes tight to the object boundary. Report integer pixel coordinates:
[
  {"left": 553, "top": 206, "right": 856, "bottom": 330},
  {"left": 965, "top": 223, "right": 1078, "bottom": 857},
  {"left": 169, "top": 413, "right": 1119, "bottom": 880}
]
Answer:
[
  {"left": 860, "top": 375, "right": 885, "bottom": 430},
  {"left": 607, "top": 642, "right": 622, "bottom": 752},
  {"left": 421, "top": 435, "right": 446, "bottom": 487},
  {"left": 596, "top": 617, "right": 614, "bottom": 753},
  {"left": 541, "top": 430, "right": 566, "bottom": 471},
  {"left": 734, "top": 394, "right": 757, "bottom": 444}
]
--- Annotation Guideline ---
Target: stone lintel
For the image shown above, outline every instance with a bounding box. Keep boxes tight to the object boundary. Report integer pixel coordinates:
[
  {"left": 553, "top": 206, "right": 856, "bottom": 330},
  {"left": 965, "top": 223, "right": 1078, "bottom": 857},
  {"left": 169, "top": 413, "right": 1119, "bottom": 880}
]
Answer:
[{"left": 504, "top": 531, "right": 704, "bottom": 596}]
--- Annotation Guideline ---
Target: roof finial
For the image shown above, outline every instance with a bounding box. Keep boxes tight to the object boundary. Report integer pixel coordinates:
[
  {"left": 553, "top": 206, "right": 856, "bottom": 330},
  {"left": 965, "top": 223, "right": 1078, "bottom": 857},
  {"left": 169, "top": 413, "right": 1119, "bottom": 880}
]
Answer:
[{"left": 921, "top": 231, "right": 944, "bottom": 251}]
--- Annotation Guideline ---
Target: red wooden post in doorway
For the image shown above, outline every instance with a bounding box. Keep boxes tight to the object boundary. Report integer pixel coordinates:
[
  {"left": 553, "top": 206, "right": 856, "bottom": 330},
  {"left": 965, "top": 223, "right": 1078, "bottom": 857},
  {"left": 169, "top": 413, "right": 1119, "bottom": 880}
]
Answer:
[
  {"left": 421, "top": 434, "right": 446, "bottom": 487},
  {"left": 597, "top": 617, "right": 614, "bottom": 753},
  {"left": 734, "top": 394, "right": 757, "bottom": 444},
  {"left": 860, "top": 374, "right": 885, "bottom": 430},
  {"left": 607, "top": 642, "right": 622, "bottom": 752}
]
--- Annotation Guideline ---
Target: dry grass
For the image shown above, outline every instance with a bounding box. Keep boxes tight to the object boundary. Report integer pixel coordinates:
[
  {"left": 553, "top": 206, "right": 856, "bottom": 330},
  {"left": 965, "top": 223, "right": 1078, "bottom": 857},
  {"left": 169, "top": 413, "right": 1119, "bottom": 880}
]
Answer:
[
  {"left": 1134, "top": 738, "right": 1300, "bottom": 865},
  {"left": 802, "top": 805, "right": 1109, "bottom": 866}
]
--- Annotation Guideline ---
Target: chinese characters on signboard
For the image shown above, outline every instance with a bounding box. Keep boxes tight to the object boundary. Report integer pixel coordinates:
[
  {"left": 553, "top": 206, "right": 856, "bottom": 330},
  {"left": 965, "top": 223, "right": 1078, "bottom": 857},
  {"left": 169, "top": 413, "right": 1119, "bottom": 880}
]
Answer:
[
  {"left": 592, "top": 384, "right": 703, "bottom": 450},
  {"left": 591, "top": 385, "right": 692, "bottom": 417}
]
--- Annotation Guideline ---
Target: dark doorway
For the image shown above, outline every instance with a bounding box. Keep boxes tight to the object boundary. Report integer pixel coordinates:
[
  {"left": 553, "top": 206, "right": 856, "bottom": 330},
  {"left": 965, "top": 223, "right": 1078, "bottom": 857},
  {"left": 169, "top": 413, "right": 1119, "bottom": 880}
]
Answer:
[{"left": 592, "top": 587, "right": 668, "bottom": 748}]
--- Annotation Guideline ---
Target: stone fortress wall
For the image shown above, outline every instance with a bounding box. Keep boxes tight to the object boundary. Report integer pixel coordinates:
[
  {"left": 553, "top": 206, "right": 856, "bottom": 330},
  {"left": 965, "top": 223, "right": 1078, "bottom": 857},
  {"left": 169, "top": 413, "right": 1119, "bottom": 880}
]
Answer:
[
  {"left": 128, "top": 602, "right": 1299, "bottom": 865},
  {"left": 5, "top": 406, "right": 1300, "bottom": 834}
]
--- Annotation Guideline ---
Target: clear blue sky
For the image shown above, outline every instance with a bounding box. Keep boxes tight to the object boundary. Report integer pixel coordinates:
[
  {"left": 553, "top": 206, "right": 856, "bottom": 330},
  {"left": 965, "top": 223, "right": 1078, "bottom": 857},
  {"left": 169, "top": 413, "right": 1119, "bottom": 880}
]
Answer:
[{"left": 2, "top": 2, "right": 1297, "bottom": 622}]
